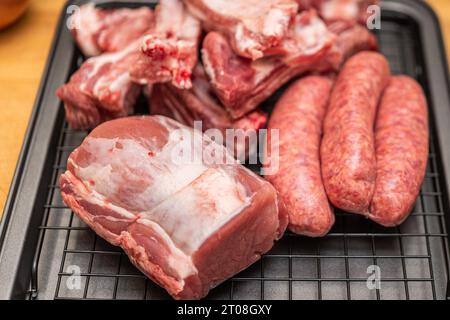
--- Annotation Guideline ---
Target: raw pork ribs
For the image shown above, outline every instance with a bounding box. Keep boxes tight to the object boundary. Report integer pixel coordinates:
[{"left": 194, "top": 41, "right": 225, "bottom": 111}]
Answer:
[
  {"left": 56, "top": 42, "right": 142, "bottom": 130},
  {"left": 185, "top": 0, "right": 299, "bottom": 60},
  {"left": 130, "top": 0, "right": 201, "bottom": 89},
  {"left": 60, "top": 116, "right": 287, "bottom": 299}
]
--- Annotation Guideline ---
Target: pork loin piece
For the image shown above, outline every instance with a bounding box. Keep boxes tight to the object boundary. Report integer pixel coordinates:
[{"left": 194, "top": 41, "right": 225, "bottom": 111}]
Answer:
[
  {"left": 150, "top": 65, "right": 267, "bottom": 160},
  {"left": 56, "top": 42, "right": 141, "bottom": 130},
  {"left": 60, "top": 116, "right": 287, "bottom": 299},
  {"left": 68, "top": 3, "right": 154, "bottom": 57},
  {"left": 202, "top": 10, "right": 334, "bottom": 119},
  {"left": 130, "top": 0, "right": 201, "bottom": 89},
  {"left": 185, "top": 0, "right": 298, "bottom": 60}
]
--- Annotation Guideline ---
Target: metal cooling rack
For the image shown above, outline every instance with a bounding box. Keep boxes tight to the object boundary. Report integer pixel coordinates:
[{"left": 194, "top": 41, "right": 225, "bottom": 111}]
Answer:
[{"left": 27, "top": 11, "right": 450, "bottom": 300}]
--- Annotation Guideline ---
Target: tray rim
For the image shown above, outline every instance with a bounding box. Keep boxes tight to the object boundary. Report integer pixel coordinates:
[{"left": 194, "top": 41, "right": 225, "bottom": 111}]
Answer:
[{"left": 1, "top": 0, "right": 449, "bottom": 300}]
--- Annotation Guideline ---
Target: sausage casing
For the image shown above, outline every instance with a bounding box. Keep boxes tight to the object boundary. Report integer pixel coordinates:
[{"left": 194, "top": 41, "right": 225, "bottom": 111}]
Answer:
[
  {"left": 321, "top": 51, "right": 390, "bottom": 214},
  {"left": 369, "top": 76, "right": 429, "bottom": 226}
]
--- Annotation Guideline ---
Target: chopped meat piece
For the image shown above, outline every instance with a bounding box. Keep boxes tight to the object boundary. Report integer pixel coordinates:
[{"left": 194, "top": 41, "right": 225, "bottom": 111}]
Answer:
[
  {"left": 333, "top": 23, "right": 377, "bottom": 60},
  {"left": 60, "top": 116, "right": 287, "bottom": 299},
  {"left": 202, "top": 9, "right": 377, "bottom": 118},
  {"left": 315, "top": 23, "right": 378, "bottom": 71},
  {"left": 321, "top": 52, "right": 390, "bottom": 214},
  {"left": 296, "top": 0, "right": 379, "bottom": 32},
  {"left": 202, "top": 10, "right": 334, "bottom": 119},
  {"left": 150, "top": 65, "right": 267, "bottom": 159},
  {"left": 68, "top": 3, "right": 154, "bottom": 56},
  {"left": 185, "top": 0, "right": 298, "bottom": 60},
  {"left": 130, "top": 0, "right": 201, "bottom": 89},
  {"left": 56, "top": 41, "right": 141, "bottom": 130}
]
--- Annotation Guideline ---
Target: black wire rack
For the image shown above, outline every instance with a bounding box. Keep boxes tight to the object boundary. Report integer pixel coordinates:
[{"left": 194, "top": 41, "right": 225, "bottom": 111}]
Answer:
[{"left": 27, "top": 14, "right": 450, "bottom": 300}]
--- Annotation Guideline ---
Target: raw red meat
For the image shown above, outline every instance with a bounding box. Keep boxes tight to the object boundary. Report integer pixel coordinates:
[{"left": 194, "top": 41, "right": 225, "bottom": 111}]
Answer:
[
  {"left": 150, "top": 65, "right": 267, "bottom": 159},
  {"left": 130, "top": 0, "right": 201, "bottom": 89},
  {"left": 202, "top": 10, "right": 334, "bottom": 119},
  {"left": 297, "top": 0, "right": 379, "bottom": 32},
  {"left": 60, "top": 116, "right": 287, "bottom": 299},
  {"left": 56, "top": 41, "right": 141, "bottom": 130},
  {"left": 185, "top": 0, "right": 299, "bottom": 60},
  {"left": 68, "top": 3, "right": 154, "bottom": 56}
]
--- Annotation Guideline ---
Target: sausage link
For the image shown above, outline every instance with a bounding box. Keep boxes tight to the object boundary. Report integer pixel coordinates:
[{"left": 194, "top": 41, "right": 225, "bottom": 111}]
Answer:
[
  {"left": 265, "top": 75, "right": 335, "bottom": 237},
  {"left": 369, "top": 76, "right": 429, "bottom": 226},
  {"left": 321, "top": 51, "right": 390, "bottom": 214}
]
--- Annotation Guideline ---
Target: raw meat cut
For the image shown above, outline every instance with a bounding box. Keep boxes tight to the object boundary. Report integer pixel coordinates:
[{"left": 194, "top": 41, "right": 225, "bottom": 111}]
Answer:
[
  {"left": 185, "top": 0, "right": 299, "bottom": 60},
  {"left": 130, "top": 0, "right": 201, "bottom": 89},
  {"left": 370, "top": 76, "right": 429, "bottom": 226},
  {"left": 202, "top": 10, "right": 334, "bottom": 119},
  {"left": 56, "top": 41, "right": 142, "bottom": 130},
  {"left": 331, "top": 23, "right": 377, "bottom": 62},
  {"left": 202, "top": 9, "right": 376, "bottom": 119},
  {"left": 150, "top": 65, "right": 267, "bottom": 160},
  {"left": 68, "top": 3, "right": 154, "bottom": 56},
  {"left": 265, "top": 76, "right": 335, "bottom": 237},
  {"left": 321, "top": 51, "right": 390, "bottom": 214},
  {"left": 296, "top": 0, "right": 379, "bottom": 32},
  {"left": 60, "top": 116, "right": 287, "bottom": 299}
]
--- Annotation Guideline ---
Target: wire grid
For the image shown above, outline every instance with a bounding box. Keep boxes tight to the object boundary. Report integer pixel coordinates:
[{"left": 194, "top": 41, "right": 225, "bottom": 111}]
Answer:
[{"left": 29, "top": 18, "right": 450, "bottom": 300}]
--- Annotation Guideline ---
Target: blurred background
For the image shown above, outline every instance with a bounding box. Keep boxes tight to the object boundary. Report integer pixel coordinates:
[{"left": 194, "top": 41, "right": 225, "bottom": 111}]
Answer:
[{"left": 0, "top": 0, "right": 449, "bottom": 217}]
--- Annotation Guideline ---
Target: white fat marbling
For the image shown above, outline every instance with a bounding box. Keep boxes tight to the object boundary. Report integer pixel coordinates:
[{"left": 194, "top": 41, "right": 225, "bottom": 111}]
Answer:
[{"left": 140, "top": 167, "right": 252, "bottom": 254}]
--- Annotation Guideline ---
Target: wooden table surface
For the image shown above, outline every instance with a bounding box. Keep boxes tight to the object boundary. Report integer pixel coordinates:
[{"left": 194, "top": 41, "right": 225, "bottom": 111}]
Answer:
[{"left": 0, "top": 0, "right": 449, "bottom": 217}]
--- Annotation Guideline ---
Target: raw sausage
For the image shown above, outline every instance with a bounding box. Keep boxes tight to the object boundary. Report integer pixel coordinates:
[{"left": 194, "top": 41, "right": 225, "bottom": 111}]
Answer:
[
  {"left": 369, "top": 76, "right": 429, "bottom": 226},
  {"left": 321, "top": 51, "right": 390, "bottom": 214},
  {"left": 264, "top": 76, "right": 335, "bottom": 237}
]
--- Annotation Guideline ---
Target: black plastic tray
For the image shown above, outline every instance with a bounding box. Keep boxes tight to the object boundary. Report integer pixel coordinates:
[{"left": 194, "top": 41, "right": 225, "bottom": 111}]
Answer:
[{"left": 1, "top": 0, "right": 450, "bottom": 300}]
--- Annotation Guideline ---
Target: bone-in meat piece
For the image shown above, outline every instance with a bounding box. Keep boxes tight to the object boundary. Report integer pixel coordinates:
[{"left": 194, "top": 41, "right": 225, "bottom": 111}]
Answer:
[
  {"left": 150, "top": 65, "right": 267, "bottom": 159},
  {"left": 202, "top": 10, "right": 377, "bottom": 119},
  {"left": 201, "top": 10, "right": 334, "bottom": 119},
  {"left": 60, "top": 116, "right": 287, "bottom": 299},
  {"left": 130, "top": 0, "right": 201, "bottom": 89},
  {"left": 185, "top": 0, "right": 298, "bottom": 60},
  {"left": 68, "top": 3, "right": 154, "bottom": 56},
  {"left": 56, "top": 41, "right": 141, "bottom": 130}
]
